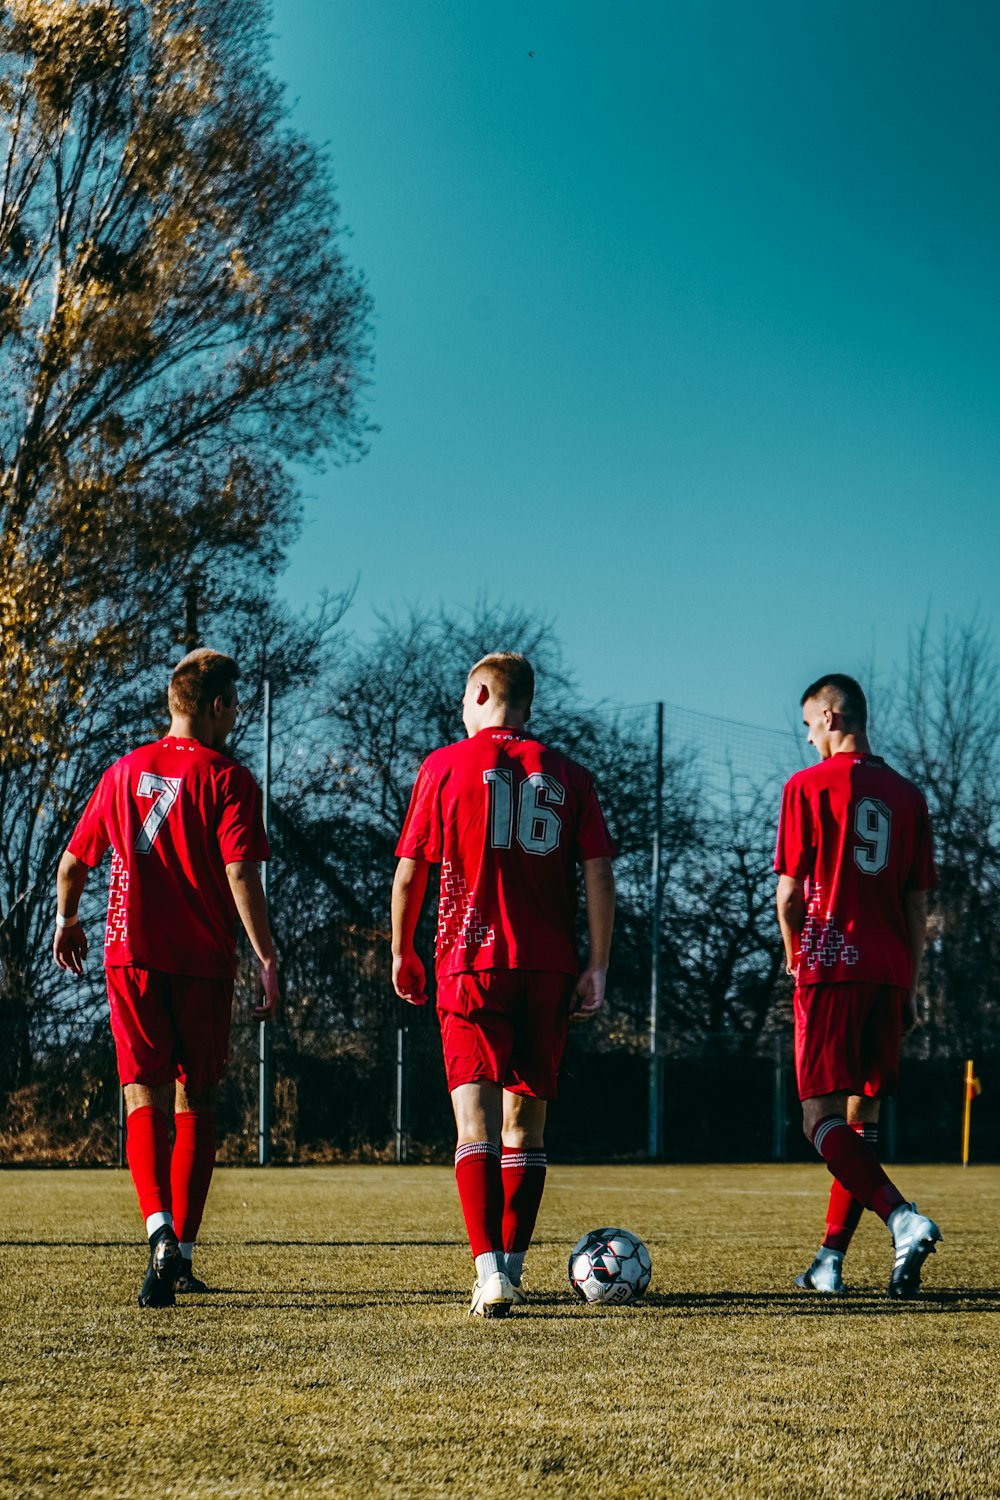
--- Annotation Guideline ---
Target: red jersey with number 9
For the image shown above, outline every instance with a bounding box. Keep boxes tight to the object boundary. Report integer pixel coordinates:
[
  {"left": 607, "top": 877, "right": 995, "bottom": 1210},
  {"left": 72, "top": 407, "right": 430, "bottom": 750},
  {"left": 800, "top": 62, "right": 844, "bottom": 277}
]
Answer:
[
  {"left": 68, "top": 736, "right": 270, "bottom": 978},
  {"left": 774, "top": 753, "right": 936, "bottom": 988},
  {"left": 396, "top": 728, "right": 616, "bottom": 977}
]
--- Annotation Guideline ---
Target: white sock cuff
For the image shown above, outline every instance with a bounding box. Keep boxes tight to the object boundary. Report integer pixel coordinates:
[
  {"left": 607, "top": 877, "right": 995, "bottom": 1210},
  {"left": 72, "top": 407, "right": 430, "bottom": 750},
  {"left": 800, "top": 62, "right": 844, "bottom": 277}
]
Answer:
[
  {"left": 178, "top": 1241, "right": 195, "bottom": 1260},
  {"left": 501, "top": 1150, "right": 547, "bottom": 1170},
  {"left": 813, "top": 1116, "right": 850, "bottom": 1155},
  {"left": 145, "top": 1211, "right": 174, "bottom": 1238},
  {"left": 455, "top": 1141, "right": 501, "bottom": 1165}
]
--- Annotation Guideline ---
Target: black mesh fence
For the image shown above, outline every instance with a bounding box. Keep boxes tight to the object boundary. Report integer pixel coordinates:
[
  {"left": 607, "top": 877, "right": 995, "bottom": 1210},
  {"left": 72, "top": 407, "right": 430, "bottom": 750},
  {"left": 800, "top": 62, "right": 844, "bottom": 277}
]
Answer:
[{"left": 2, "top": 701, "right": 997, "bottom": 1165}]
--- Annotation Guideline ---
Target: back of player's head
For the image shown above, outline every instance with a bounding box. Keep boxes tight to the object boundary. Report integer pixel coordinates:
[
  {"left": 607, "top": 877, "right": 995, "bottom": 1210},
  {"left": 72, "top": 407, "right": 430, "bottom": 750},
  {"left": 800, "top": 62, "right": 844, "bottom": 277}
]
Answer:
[
  {"left": 169, "top": 648, "right": 239, "bottom": 717},
  {"left": 800, "top": 672, "right": 868, "bottom": 731},
  {"left": 468, "top": 652, "right": 535, "bottom": 715}
]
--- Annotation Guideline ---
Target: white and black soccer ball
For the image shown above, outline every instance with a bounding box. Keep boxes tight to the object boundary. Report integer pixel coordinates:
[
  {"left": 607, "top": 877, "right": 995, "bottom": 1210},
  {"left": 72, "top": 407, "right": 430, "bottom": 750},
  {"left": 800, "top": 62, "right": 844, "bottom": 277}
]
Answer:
[{"left": 568, "top": 1227, "right": 652, "bottom": 1305}]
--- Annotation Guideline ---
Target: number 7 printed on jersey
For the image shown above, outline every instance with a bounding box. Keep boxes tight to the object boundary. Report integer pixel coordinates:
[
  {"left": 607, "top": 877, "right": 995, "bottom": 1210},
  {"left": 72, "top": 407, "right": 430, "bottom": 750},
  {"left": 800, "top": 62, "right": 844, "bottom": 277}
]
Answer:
[{"left": 134, "top": 772, "right": 183, "bottom": 854}]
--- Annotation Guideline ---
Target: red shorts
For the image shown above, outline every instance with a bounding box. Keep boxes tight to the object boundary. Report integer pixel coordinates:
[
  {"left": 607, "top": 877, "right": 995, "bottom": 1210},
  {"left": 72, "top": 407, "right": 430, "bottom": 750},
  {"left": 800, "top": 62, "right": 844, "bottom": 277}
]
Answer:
[
  {"left": 794, "top": 982, "right": 907, "bottom": 1101},
  {"left": 436, "top": 970, "right": 575, "bottom": 1100},
  {"left": 106, "top": 966, "right": 234, "bottom": 1095}
]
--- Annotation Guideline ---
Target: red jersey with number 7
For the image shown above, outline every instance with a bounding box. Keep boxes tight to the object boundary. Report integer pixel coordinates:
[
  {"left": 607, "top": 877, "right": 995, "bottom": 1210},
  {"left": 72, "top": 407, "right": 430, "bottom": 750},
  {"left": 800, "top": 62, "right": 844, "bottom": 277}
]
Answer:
[
  {"left": 396, "top": 727, "right": 616, "bottom": 977},
  {"left": 67, "top": 736, "right": 270, "bottom": 978},
  {"left": 774, "top": 752, "right": 936, "bottom": 988}
]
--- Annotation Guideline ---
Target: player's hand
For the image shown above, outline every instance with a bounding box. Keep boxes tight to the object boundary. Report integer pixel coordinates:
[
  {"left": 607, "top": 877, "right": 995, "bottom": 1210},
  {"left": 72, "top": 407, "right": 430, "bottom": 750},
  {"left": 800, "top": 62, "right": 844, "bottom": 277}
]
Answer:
[
  {"left": 570, "top": 966, "right": 606, "bottom": 1023},
  {"left": 53, "top": 923, "right": 88, "bottom": 974},
  {"left": 903, "top": 991, "right": 923, "bottom": 1037},
  {"left": 392, "top": 951, "right": 427, "bottom": 1006},
  {"left": 252, "top": 955, "right": 280, "bottom": 1020}
]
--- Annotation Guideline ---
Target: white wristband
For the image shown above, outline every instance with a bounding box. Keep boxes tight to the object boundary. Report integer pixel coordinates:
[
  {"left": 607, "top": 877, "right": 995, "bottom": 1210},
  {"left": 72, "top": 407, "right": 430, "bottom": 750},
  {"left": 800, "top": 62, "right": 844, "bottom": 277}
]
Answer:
[{"left": 56, "top": 912, "right": 80, "bottom": 930}]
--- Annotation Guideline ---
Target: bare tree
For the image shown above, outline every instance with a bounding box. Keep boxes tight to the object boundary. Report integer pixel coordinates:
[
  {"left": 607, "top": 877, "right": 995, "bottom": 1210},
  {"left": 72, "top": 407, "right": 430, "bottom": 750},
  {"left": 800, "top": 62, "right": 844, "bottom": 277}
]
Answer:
[{"left": 884, "top": 617, "right": 1000, "bottom": 1055}]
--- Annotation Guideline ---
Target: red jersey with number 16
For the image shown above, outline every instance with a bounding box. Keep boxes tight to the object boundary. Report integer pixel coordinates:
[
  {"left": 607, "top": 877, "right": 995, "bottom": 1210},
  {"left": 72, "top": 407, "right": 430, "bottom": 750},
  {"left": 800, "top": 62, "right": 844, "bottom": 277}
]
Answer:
[
  {"left": 68, "top": 736, "right": 270, "bottom": 979},
  {"left": 396, "top": 727, "right": 616, "bottom": 977},
  {"left": 774, "top": 752, "right": 936, "bottom": 988}
]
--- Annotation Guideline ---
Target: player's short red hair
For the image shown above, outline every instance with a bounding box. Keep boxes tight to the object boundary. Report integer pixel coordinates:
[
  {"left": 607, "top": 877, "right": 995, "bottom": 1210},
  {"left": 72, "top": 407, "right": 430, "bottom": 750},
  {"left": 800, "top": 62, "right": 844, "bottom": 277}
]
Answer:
[
  {"left": 168, "top": 649, "right": 239, "bottom": 718},
  {"left": 468, "top": 652, "right": 535, "bottom": 714}
]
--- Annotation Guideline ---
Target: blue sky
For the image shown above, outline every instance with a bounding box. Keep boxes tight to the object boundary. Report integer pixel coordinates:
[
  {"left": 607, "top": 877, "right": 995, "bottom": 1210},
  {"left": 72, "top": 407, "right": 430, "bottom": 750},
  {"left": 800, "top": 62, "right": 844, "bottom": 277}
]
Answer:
[{"left": 268, "top": 0, "right": 1000, "bottom": 731}]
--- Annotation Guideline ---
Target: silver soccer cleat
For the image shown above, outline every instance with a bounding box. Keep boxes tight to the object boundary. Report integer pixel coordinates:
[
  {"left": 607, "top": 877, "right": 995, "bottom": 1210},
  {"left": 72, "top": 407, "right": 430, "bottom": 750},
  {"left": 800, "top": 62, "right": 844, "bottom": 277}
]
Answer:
[
  {"left": 795, "top": 1249, "right": 845, "bottom": 1295},
  {"left": 468, "top": 1270, "right": 515, "bottom": 1319},
  {"left": 887, "top": 1202, "right": 942, "bottom": 1299}
]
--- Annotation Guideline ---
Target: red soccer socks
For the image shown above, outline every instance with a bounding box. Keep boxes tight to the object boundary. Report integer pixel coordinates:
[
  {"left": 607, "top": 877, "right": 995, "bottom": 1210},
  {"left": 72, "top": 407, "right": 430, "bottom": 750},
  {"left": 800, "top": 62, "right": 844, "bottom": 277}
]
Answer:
[
  {"left": 812, "top": 1115, "right": 904, "bottom": 1223},
  {"left": 171, "top": 1110, "right": 217, "bottom": 1246},
  {"left": 822, "top": 1122, "right": 877, "bottom": 1252},
  {"left": 125, "top": 1105, "right": 172, "bottom": 1223},
  {"left": 501, "top": 1147, "right": 547, "bottom": 1256},
  {"left": 454, "top": 1141, "right": 504, "bottom": 1259}
]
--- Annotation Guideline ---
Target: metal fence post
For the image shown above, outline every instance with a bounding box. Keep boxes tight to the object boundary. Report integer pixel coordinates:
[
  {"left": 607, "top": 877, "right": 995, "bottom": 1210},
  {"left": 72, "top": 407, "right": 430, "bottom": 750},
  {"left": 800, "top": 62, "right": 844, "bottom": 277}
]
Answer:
[
  {"left": 258, "top": 676, "right": 272, "bottom": 1166},
  {"left": 647, "top": 702, "right": 664, "bottom": 1159},
  {"left": 395, "top": 1022, "right": 406, "bottom": 1163},
  {"left": 771, "top": 1032, "right": 786, "bottom": 1160}
]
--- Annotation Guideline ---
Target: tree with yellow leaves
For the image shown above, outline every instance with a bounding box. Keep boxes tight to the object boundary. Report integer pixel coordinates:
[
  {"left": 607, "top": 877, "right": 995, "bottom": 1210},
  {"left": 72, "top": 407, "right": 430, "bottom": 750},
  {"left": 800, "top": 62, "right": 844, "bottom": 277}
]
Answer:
[{"left": 0, "top": 0, "right": 371, "bottom": 1098}]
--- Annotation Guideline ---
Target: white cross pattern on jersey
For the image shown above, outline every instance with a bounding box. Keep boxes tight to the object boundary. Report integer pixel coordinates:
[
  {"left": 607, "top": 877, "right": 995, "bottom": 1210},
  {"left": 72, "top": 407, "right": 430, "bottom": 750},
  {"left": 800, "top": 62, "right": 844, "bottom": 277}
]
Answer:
[
  {"left": 438, "top": 861, "right": 495, "bottom": 951},
  {"left": 105, "top": 851, "right": 130, "bottom": 948},
  {"left": 800, "top": 885, "right": 860, "bottom": 968}
]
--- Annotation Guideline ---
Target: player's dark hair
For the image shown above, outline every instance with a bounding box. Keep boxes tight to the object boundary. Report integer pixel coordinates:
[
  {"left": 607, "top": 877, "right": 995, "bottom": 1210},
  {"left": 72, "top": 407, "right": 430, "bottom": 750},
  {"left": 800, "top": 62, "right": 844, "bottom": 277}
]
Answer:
[
  {"left": 800, "top": 673, "right": 867, "bottom": 730},
  {"left": 169, "top": 648, "right": 239, "bottom": 718},
  {"left": 469, "top": 652, "right": 535, "bottom": 715}
]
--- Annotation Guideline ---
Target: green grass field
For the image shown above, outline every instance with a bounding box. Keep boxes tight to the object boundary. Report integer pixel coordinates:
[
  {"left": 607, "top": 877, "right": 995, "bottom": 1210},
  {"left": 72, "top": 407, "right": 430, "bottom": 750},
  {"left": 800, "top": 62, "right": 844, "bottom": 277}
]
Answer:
[{"left": 2, "top": 1163, "right": 999, "bottom": 1498}]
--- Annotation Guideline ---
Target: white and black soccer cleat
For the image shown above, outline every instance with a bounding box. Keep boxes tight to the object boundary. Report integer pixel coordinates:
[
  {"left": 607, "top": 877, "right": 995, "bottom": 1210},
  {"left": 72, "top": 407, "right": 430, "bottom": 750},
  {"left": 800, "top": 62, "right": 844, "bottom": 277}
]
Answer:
[
  {"left": 794, "top": 1249, "right": 845, "bottom": 1295},
  {"left": 887, "top": 1202, "right": 942, "bottom": 1299},
  {"left": 137, "top": 1225, "right": 182, "bottom": 1308},
  {"left": 468, "top": 1271, "right": 515, "bottom": 1319}
]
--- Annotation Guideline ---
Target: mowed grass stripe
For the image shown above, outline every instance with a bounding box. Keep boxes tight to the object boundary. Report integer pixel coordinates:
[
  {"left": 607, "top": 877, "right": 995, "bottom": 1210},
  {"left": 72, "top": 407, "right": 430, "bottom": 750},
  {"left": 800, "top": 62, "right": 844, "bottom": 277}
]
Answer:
[{"left": 1, "top": 1164, "right": 999, "bottom": 1498}]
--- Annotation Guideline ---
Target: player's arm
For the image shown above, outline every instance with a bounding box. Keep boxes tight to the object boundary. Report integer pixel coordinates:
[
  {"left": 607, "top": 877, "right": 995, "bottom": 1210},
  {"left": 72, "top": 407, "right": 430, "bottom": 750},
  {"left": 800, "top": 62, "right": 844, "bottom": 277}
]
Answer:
[
  {"left": 776, "top": 874, "right": 806, "bottom": 975},
  {"left": 902, "top": 888, "right": 929, "bottom": 1034},
  {"left": 225, "top": 861, "right": 279, "bottom": 1019},
  {"left": 391, "top": 856, "right": 430, "bottom": 1005},
  {"left": 572, "top": 856, "right": 616, "bottom": 1020},
  {"left": 53, "top": 851, "right": 91, "bottom": 974}
]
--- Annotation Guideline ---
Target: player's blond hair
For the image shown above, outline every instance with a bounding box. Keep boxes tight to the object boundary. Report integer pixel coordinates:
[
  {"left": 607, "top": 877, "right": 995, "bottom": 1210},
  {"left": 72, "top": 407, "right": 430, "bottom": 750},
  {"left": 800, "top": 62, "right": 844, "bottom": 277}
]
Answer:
[
  {"left": 468, "top": 652, "right": 535, "bottom": 714},
  {"left": 168, "top": 648, "right": 240, "bottom": 718}
]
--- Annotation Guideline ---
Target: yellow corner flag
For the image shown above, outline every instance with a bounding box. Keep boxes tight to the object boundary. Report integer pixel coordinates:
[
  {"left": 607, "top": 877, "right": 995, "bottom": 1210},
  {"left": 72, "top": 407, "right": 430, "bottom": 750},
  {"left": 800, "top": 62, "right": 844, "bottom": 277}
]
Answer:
[{"left": 961, "top": 1060, "right": 982, "bottom": 1166}]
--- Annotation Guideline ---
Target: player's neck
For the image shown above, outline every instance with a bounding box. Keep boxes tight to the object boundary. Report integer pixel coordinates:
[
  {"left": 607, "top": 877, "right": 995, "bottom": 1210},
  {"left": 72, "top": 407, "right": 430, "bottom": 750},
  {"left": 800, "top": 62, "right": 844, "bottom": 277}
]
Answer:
[
  {"left": 166, "top": 714, "right": 216, "bottom": 749},
  {"left": 473, "top": 711, "right": 526, "bottom": 734},
  {"left": 830, "top": 731, "right": 872, "bottom": 757}
]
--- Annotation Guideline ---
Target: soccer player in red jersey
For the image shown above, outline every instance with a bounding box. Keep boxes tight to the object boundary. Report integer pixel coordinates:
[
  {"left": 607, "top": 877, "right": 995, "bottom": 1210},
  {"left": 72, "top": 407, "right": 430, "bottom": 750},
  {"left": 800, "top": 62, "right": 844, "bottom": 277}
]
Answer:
[
  {"left": 775, "top": 673, "right": 941, "bottom": 1299},
  {"left": 392, "top": 653, "right": 616, "bottom": 1317},
  {"left": 53, "top": 649, "right": 278, "bottom": 1308}
]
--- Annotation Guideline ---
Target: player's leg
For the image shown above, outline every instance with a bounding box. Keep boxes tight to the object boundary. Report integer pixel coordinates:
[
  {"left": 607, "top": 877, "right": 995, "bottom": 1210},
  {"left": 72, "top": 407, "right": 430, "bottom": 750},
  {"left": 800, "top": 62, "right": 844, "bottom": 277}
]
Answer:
[
  {"left": 438, "top": 971, "right": 516, "bottom": 1316},
  {"left": 500, "top": 972, "right": 573, "bottom": 1297},
  {"left": 451, "top": 1081, "right": 512, "bottom": 1315},
  {"left": 865, "top": 987, "right": 942, "bottom": 1297},
  {"left": 169, "top": 975, "right": 233, "bottom": 1293},
  {"left": 500, "top": 1092, "right": 547, "bottom": 1297},
  {"left": 797, "top": 1093, "right": 879, "bottom": 1293},
  {"left": 171, "top": 1080, "right": 219, "bottom": 1293},
  {"left": 794, "top": 982, "right": 940, "bottom": 1299},
  {"left": 108, "top": 967, "right": 183, "bottom": 1307}
]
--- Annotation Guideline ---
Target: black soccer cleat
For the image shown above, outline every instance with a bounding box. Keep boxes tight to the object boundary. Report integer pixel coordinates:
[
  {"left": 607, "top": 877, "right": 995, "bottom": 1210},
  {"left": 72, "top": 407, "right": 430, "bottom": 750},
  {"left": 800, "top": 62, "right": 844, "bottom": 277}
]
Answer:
[
  {"left": 174, "top": 1257, "right": 209, "bottom": 1294},
  {"left": 887, "top": 1202, "right": 942, "bottom": 1300},
  {"left": 137, "top": 1224, "right": 182, "bottom": 1308}
]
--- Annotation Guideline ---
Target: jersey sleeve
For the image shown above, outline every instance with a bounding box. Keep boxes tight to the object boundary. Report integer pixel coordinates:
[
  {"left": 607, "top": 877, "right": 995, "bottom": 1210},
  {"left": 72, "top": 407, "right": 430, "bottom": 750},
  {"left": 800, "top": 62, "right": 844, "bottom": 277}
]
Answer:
[
  {"left": 395, "top": 761, "right": 443, "bottom": 862},
  {"left": 67, "top": 773, "right": 112, "bottom": 868},
  {"left": 576, "top": 781, "right": 617, "bottom": 861},
  {"left": 216, "top": 765, "right": 270, "bottom": 864},
  {"left": 905, "top": 796, "right": 938, "bottom": 891},
  {"left": 774, "top": 777, "right": 813, "bottom": 879}
]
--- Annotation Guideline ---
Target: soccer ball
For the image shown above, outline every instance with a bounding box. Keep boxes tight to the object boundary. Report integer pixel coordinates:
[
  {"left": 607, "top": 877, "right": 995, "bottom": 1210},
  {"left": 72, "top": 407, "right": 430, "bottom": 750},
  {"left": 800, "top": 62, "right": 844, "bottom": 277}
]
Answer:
[{"left": 567, "top": 1227, "right": 652, "bottom": 1305}]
